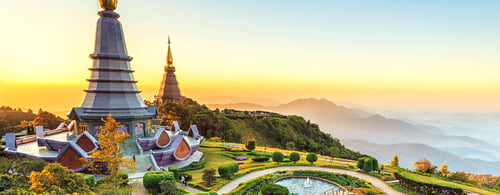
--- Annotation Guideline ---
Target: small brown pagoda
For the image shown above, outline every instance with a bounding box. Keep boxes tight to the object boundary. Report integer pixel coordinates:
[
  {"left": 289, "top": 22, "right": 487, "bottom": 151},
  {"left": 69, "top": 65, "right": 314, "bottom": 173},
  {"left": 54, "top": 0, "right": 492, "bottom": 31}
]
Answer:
[{"left": 155, "top": 36, "right": 183, "bottom": 104}]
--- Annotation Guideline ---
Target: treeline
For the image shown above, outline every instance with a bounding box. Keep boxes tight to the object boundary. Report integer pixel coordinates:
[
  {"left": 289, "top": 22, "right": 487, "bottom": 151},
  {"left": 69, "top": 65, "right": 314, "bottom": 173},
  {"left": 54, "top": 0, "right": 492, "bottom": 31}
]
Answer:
[
  {"left": 154, "top": 98, "right": 363, "bottom": 160},
  {"left": 0, "top": 106, "right": 64, "bottom": 137}
]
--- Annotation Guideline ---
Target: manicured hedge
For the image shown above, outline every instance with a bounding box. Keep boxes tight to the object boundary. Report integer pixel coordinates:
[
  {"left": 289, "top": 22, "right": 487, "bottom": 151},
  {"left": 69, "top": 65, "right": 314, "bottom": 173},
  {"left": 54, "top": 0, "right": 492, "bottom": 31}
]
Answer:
[
  {"left": 252, "top": 157, "right": 270, "bottom": 162},
  {"left": 143, "top": 171, "right": 175, "bottom": 191},
  {"left": 395, "top": 172, "right": 463, "bottom": 195},
  {"left": 179, "top": 161, "right": 205, "bottom": 172},
  {"left": 218, "top": 164, "right": 239, "bottom": 179}
]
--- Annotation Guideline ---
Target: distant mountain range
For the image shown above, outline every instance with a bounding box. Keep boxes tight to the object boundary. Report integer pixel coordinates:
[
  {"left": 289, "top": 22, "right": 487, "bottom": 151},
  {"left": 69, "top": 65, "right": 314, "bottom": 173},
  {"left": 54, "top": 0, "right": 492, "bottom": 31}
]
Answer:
[
  {"left": 206, "top": 98, "right": 500, "bottom": 175},
  {"left": 342, "top": 139, "right": 500, "bottom": 175}
]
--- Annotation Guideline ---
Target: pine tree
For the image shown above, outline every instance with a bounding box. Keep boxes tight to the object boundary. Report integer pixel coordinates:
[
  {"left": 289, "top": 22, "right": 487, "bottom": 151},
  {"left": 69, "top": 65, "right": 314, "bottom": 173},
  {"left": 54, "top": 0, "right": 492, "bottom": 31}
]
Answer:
[{"left": 390, "top": 155, "right": 399, "bottom": 167}]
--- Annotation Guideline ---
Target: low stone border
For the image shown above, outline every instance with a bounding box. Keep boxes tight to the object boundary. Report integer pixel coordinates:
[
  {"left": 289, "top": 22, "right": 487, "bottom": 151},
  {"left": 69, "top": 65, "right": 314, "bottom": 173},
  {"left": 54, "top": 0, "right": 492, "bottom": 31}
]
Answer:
[{"left": 273, "top": 175, "right": 348, "bottom": 192}]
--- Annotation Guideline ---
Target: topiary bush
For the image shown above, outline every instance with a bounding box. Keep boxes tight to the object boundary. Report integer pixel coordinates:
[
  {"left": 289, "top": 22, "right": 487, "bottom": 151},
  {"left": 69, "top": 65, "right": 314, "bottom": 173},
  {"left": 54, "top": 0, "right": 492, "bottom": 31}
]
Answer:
[
  {"left": 272, "top": 152, "right": 283, "bottom": 164},
  {"left": 143, "top": 171, "right": 175, "bottom": 192},
  {"left": 289, "top": 152, "right": 300, "bottom": 163},
  {"left": 306, "top": 153, "right": 318, "bottom": 164},
  {"left": 246, "top": 139, "right": 256, "bottom": 150}
]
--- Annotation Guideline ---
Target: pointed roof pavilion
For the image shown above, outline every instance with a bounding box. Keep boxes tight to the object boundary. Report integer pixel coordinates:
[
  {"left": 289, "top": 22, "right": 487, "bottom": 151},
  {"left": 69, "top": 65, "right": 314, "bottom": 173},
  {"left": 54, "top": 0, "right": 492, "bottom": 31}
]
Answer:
[{"left": 155, "top": 36, "right": 183, "bottom": 103}]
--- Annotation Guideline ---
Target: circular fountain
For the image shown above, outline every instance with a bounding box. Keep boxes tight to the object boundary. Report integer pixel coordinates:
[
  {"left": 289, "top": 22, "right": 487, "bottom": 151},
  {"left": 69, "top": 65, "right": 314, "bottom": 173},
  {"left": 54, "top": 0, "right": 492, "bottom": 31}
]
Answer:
[{"left": 274, "top": 176, "right": 344, "bottom": 195}]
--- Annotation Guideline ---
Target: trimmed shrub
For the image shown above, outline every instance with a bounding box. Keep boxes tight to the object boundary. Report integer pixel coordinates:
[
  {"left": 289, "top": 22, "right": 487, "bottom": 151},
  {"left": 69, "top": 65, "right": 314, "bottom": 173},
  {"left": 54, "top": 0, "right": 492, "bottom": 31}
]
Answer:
[
  {"left": 143, "top": 171, "right": 175, "bottom": 191},
  {"left": 272, "top": 152, "right": 284, "bottom": 164},
  {"left": 289, "top": 152, "right": 300, "bottom": 163},
  {"left": 246, "top": 139, "right": 256, "bottom": 150},
  {"left": 357, "top": 157, "right": 378, "bottom": 172},
  {"left": 168, "top": 166, "right": 180, "bottom": 179},
  {"left": 306, "top": 153, "right": 318, "bottom": 164},
  {"left": 208, "top": 191, "right": 218, "bottom": 195},
  {"left": 218, "top": 164, "right": 239, "bottom": 179},
  {"left": 260, "top": 183, "right": 289, "bottom": 195},
  {"left": 252, "top": 157, "right": 270, "bottom": 162}
]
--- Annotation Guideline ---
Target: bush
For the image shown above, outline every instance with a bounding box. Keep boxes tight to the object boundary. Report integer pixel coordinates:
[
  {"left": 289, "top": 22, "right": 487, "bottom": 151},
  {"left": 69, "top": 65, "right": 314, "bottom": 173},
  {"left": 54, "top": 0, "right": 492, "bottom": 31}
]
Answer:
[
  {"left": 246, "top": 139, "right": 256, "bottom": 150},
  {"left": 143, "top": 171, "right": 175, "bottom": 191},
  {"left": 159, "top": 179, "right": 177, "bottom": 194},
  {"left": 357, "top": 157, "right": 378, "bottom": 172},
  {"left": 218, "top": 164, "right": 239, "bottom": 179},
  {"left": 168, "top": 166, "right": 180, "bottom": 179},
  {"left": 289, "top": 152, "right": 300, "bottom": 163},
  {"left": 208, "top": 191, "right": 218, "bottom": 195},
  {"left": 260, "top": 183, "right": 289, "bottom": 195},
  {"left": 306, "top": 153, "right": 318, "bottom": 164},
  {"left": 252, "top": 157, "right": 270, "bottom": 162},
  {"left": 272, "top": 152, "right": 283, "bottom": 164}
]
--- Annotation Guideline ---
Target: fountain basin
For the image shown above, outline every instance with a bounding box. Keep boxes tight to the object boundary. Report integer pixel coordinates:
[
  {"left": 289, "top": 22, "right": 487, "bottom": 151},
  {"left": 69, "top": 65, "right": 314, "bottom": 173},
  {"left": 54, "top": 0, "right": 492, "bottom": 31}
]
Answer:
[{"left": 274, "top": 176, "right": 345, "bottom": 195}]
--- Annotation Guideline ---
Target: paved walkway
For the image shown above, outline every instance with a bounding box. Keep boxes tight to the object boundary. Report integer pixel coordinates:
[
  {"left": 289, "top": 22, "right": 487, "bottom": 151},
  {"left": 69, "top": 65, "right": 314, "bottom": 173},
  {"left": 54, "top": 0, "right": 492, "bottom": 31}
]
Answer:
[
  {"left": 216, "top": 166, "right": 404, "bottom": 195},
  {"left": 176, "top": 182, "right": 203, "bottom": 194}
]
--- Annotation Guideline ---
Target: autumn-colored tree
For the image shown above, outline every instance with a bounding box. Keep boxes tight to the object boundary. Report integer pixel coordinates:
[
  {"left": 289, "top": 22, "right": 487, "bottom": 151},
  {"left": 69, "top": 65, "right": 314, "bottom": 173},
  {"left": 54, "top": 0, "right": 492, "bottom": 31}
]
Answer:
[
  {"left": 413, "top": 158, "right": 437, "bottom": 174},
  {"left": 82, "top": 114, "right": 135, "bottom": 192},
  {"left": 202, "top": 168, "right": 217, "bottom": 186},
  {"left": 438, "top": 162, "right": 450, "bottom": 177},
  {"left": 28, "top": 163, "right": 91, "bottom": 194},
  {"left": 390, "top": 155, "right": 399, "bottom": 167}
]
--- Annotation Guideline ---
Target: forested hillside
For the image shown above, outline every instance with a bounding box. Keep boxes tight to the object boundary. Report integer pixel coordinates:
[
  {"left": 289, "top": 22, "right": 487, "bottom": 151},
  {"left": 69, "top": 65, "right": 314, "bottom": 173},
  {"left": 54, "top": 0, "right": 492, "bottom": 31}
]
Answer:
[
  {"left": 153, "top": 98, "right": 363, "bottom": 160},
  {"left": 0, "top": 106, "right": 64, "bottom": 136}
]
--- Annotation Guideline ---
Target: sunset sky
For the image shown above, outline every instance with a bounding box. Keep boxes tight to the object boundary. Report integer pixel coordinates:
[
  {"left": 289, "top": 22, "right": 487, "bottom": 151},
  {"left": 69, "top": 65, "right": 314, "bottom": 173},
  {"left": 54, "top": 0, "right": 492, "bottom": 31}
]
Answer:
[{"left": 1, "top": 0, "right": 500, "bottom": 113}]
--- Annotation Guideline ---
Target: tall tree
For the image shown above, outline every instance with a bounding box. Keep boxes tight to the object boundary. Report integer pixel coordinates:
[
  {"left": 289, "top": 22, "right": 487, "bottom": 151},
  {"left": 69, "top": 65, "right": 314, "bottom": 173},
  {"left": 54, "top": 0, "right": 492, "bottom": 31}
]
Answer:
[
  {"left": 390, "top": 155, "right": 399, "bottom": 167},
  {"left": 83, "top": 114, "right": 135, "bottom": 191}
]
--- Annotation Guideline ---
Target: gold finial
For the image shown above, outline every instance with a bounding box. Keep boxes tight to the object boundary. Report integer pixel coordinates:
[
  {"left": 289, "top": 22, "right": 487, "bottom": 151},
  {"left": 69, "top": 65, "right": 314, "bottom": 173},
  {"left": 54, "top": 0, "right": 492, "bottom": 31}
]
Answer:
[
  {"left": 98, "top": 0, "right": 118, "bottom": 11},
  {"left": 166, "top": 36, "right": 173, "bottom": 67}
]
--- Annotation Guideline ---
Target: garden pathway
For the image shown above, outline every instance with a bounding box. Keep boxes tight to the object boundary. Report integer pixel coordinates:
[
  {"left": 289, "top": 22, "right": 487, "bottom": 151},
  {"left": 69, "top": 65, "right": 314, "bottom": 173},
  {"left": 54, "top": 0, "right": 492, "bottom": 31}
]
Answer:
[{"left": 216, "top": 166, "right": 404, "bottom": 195}]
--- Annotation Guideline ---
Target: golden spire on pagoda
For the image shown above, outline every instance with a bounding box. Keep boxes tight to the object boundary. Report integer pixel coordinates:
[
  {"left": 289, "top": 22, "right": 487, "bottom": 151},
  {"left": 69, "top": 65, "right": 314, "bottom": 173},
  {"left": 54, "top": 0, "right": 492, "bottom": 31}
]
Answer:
[
  {"left": 166, "top": 36, "right": 174, "bottom": 67},
  {"left": 98, "top": 0, "right": 118, "bottom": 11}
]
